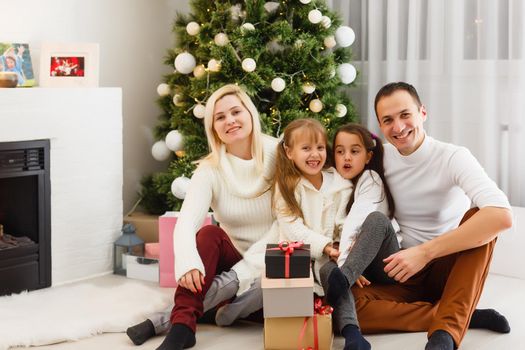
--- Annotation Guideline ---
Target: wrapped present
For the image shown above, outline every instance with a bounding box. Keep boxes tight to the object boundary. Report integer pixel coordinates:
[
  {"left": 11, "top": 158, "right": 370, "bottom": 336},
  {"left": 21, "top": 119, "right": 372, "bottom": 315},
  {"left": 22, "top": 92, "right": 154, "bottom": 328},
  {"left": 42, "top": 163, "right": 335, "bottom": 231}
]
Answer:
[
  {"left": 125, "top": 254, "right": 159, "bottom": 283},
  {"left": 264, "top": 298, "right": 334, "bottom": 350},
  {"left": 159, "top": 211, "right": 212, "bottom": 288},
  {"left": 145, "top": 243, "right": 160, "bottom": 259},
  {"left": 262, "top": 270, "right": 313, "bottom": 318},
  {"left": 124, "top": 212, "right": 159, "bottom": 243},
  {"left": 265, "top": 241, "right": 311, "bottom": 278}
]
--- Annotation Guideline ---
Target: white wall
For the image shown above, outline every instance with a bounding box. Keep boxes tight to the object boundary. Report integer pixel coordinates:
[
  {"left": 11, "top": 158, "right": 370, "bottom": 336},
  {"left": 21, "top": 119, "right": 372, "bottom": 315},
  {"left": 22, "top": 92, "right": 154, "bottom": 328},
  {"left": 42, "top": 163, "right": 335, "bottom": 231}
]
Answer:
[{"left": 0, "top": 0, "right": 189, "bottom": 213}]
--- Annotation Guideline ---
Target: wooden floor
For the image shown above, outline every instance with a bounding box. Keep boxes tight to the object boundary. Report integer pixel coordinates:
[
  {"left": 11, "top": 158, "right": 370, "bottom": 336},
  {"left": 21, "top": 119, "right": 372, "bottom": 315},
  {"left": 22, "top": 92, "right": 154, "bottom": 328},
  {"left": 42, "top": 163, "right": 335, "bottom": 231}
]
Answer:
[{"left": 22, "top": 274, "right": 525, "bottom": 350}]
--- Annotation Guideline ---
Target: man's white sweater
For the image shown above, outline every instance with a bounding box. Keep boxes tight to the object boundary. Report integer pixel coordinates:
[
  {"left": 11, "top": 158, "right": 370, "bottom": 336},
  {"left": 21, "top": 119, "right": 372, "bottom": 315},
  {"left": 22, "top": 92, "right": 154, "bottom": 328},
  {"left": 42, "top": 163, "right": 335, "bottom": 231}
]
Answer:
[
  {"left": 384, "top": 135, "right": 511, "bottom": 248},
  {"left": 174, "top": 136, "right": 278, "bottom": 294}
]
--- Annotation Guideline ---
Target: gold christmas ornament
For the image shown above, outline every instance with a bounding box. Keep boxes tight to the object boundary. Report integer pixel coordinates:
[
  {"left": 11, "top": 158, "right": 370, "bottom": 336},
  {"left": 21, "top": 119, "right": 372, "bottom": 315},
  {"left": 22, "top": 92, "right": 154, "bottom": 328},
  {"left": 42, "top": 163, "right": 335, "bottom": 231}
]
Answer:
[
  {"left": 175, "top": 150, "right": 186, "bottom": 157},
  {"left": 193, "top": 64, "right": 206, "bottom": 78},
  {"left": 309, "top": 99, "right": 323, "bottom": 113}
]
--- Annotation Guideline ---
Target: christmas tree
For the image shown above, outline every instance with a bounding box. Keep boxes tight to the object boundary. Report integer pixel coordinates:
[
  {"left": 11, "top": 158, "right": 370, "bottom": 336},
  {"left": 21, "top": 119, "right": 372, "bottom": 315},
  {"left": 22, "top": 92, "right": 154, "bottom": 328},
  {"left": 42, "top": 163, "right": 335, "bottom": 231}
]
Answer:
[{"left": 142, "top": 0, "right": 358, "bottom": 214}]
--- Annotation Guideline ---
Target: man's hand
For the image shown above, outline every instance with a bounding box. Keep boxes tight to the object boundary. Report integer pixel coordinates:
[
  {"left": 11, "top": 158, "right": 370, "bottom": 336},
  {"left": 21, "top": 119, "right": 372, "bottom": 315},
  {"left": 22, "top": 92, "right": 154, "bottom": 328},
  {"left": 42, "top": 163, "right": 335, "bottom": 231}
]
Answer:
[
  {"left": 383, "top": 245, "right": 430, "bottom": 283},
  {"left": 178, "top": 269, "right": 205, "bottom": 293}
]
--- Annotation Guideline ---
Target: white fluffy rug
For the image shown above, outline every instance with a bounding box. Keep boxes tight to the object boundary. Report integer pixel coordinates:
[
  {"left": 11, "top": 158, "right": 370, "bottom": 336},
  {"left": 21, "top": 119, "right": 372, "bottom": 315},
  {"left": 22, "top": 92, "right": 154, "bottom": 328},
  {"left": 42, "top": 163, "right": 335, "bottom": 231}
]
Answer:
[{"left": 0, "top": 275, "right": 173, "bottom": 349}]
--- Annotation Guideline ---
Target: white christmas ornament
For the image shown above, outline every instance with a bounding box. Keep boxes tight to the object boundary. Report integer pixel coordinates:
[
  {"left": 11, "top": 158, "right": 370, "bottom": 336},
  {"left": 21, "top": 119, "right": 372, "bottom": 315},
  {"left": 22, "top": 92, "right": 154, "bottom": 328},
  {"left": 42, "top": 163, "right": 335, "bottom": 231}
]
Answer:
[
  {"left": 186, "top": 22, "right": 200, "bottom": 36},
  {"left": 271, "top": 77, "right": 286, "bottom": 92},
  {"left": 171, "top": 176, "right": 191, "bottom": 199},
  {"left": 321, "top": 16, "right": 332, "bottom": 28},
  {"left": 264, "top": 2, "right": 280, "bottom": 13},
  {"left": 156, "top": 83, "right": 171, "bottom": 97},
  {"left": 214, "top": 33, "right": 229, "bottom": 46},
  {"left": 335, "top": 104, "right": 347, "bottom": 118},
  {"left": 308, "top": 9, "right": 323, "bottom": 24},
  {"left": 337, "top": 63, "right": 357, "bottom": 84},
  {"left": 324, "top": 36, "right": 337, "bottom": 49},
  {"left": 193, "top": 104, "right": 206, "bottom": 119},
  {"left": 165, "top": 130, "right": 184, "bottom": 151},
  {"left": 302, "top": 82, "right": 316, "bottom": 94},
  {"left": 300, "top": 0, "right": 312, "bottom": 4},
  {"left": 242, "top": 58, "right": 256, "bottom": 72},
  {"left": 172, "top": 94, "right": 185, "bottom": 107},
  {"left": 208, "top": 59, "right": 221, "bottom": 72},
  {"left": 241, "top": 22, "right": 255, "bottom": 31},
  {"left": 230, "top": 4, "right": 244, "bottom": 21},
  {"left": 193, "top": 64, "right": 206, "bottom": 78},
  {"left": 174, "top": 52, "right": 196, "bottom": 74},
  {"left": 329, "top": 68, "right": 336, "bottom": 78},
  {"left": 151, "top": 140, "right": 171, "bottom": 161},
  {"left": 309, "top": 99, "right": 323, "bottom": 113},
  {"left": 335, "top": 26, "right": 356, "bottom": 48}
]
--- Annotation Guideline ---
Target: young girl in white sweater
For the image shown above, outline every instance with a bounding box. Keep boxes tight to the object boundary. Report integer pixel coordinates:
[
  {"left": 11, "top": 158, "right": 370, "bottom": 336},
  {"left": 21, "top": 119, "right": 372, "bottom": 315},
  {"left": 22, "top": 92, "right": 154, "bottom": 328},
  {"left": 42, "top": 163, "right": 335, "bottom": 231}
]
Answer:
[{"left": 272, "top": 119, "right": 372, "bottom": 350}]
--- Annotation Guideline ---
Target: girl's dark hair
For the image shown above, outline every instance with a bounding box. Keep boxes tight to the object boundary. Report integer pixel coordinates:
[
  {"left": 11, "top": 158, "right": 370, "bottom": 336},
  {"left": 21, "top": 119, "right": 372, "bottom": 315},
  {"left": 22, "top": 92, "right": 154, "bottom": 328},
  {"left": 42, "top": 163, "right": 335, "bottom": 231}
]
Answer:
[{"left": 333, "top": 123, "right": 395, "bottom": 219}]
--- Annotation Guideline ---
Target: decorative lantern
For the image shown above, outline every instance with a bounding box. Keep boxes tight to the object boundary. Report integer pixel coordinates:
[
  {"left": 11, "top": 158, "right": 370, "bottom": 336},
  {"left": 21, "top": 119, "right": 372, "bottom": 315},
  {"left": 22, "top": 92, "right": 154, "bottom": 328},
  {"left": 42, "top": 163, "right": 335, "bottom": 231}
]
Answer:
[{"left": 113, "top": 223, "right": 145, "bottom": 276}]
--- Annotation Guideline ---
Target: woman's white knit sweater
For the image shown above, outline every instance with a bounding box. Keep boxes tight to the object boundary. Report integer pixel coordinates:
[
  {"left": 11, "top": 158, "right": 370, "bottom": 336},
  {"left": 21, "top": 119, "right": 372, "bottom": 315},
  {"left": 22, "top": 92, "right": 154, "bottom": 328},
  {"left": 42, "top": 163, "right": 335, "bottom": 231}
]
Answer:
[
  {"left": 174, "top": 136, "right": 278, "bottom": 294},
  {"left": 274, "top": 168, "right": 352, "bottom": 295}
]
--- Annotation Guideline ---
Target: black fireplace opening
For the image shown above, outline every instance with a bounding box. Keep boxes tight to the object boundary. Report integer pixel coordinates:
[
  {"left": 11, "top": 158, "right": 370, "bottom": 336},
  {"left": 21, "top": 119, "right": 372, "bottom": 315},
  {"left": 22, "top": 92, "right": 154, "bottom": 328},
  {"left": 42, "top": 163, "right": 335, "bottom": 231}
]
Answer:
[{"left": 0, "top": 139, "right": 51, "bottom": 296}]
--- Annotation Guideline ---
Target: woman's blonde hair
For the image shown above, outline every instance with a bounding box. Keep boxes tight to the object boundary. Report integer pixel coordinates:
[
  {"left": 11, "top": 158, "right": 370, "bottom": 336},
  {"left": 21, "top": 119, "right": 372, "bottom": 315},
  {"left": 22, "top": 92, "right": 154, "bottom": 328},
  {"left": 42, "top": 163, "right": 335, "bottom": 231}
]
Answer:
[
  {"left": 272, "top": 118, "right": 328, "bottom": 220},
  {"left": 199, "top": 84, "right": 264, "bottom": 171}
]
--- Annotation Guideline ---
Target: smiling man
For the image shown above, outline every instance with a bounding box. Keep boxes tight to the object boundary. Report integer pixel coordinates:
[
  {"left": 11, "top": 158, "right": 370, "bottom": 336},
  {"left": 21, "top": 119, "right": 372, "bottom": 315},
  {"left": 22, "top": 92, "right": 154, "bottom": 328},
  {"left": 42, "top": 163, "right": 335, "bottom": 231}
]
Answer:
[{"left": 351, "top": 82, "right": 513, "bottom": 350}]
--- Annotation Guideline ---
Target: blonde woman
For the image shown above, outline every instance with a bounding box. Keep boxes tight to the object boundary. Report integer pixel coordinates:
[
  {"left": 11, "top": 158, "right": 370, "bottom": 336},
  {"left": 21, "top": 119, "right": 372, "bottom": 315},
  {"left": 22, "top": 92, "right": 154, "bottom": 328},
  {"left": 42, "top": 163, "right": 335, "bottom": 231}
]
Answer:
[{"left": 129, "top": 85, "right": 278, "bottom": 350}]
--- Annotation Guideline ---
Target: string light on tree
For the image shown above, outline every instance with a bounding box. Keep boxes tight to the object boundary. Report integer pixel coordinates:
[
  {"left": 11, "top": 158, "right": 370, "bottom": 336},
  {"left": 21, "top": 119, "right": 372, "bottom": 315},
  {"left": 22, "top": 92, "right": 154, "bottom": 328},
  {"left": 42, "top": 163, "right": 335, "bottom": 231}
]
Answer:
[
  {"left": 335, "top": 104, "right": 347, "bottom": 118},
  {"left": 335, "top": 26, "right": 355, "bottom": 47},
  {"left": 242, "top": 58, "right": 256, "bottom": 72},
  {"left": 309, "top": 99, "right": 323, "bottom": 113},
  {"left": 271, "top": 77, "right": 286, "bottom": 92},
  {"left": 156, "top": 83, "right": 171, "bottom": 97},
  {"left": 193, "top": 103, "right": 206, "bottom": 119},
  {"left": 165, "top": 130, "right": 184, "bottom": 151},
  {"left": 337, "top": 63, "right": 357, "bottom": 84},
  {"left": 302, "top": 82, "right": 316, "bottom": 94},
  {"left": 186, "top": 22, "right": 200, "bottom": 36},
  {"left": 193, "top": 64, "right": 206, "bottom": 78},
  {"left": 308, "top": 9, "right": 323, "bottom": 24},
  {"left": 208, "top": 59, "right": 221, "bottom": 72},
  {"left": 214, "top": 33, "right": 229, "bottom": 46},
  {"left": 174, "top": 52, "right": 196, "bottom": 74},
  {"left": 151, "top": 140, "right": 171, "bottom": 161},
  {"left": 171, "top": 176, "right": 191, "bottom": 199}
]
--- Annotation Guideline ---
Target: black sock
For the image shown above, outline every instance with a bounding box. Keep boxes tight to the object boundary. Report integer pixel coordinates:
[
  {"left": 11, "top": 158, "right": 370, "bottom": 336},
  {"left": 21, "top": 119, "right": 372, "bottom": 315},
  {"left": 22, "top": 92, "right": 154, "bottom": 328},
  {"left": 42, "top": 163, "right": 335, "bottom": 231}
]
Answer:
[
  {"left": 326, "top": 267, "right": 350, "bottom": 306},
  {"left": 469, "top": 308, "right": 511, "bottom": 333},
  {"left": 341, "top": 324, "right": 371, "bottom": 350},
  {"left": 126, "top": 319, "right": 155, "bottom": 346},
  {"left": 425, "top": 330, "right": 454, "bottom": 350},
  {"left": 155, "top": 324, "right": 196, "bottom": 350}
]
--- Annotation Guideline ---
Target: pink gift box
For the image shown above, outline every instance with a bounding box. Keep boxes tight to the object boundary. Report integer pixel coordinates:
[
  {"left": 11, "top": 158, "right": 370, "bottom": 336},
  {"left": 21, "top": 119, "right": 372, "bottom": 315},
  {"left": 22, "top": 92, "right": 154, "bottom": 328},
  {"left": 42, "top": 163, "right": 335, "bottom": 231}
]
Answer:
[
  {"left": 159, "top": 211, "right": 212, "bottom": 288},
  {"left": 144, "top": 243, "right": 160, "bottom": 259}
]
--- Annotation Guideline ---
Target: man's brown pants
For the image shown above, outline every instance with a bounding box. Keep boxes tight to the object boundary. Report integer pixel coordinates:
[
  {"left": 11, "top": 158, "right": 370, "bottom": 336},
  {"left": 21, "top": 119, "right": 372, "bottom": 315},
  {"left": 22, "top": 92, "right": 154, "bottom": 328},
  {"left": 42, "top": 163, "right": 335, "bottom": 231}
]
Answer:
[{"left": 353, "top": 208, "right": 496, "bottom": 347}]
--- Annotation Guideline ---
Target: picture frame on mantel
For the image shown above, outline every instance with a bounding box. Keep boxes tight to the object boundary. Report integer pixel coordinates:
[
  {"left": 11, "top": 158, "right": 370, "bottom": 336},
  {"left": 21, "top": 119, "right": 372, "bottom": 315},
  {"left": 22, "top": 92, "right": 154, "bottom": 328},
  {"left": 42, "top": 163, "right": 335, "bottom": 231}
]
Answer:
[{"left": 39, "top": 43, "right": 99, "bottom": 87}]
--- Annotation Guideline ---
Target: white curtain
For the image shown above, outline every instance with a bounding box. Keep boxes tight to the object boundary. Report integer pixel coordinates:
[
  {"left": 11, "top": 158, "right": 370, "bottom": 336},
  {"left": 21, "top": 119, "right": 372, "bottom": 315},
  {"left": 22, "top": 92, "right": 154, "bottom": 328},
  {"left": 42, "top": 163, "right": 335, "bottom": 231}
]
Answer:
[{"left": 327, "top": 0, "right": 525, "bottom": 207}]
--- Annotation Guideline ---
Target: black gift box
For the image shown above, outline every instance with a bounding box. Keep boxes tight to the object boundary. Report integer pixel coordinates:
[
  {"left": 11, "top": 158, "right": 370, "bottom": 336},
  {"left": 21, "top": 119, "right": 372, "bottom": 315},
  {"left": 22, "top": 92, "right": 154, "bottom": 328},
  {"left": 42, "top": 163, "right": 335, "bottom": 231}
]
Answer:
[{"left": 265, "top": 243, "right": 311, "bottom": 278}]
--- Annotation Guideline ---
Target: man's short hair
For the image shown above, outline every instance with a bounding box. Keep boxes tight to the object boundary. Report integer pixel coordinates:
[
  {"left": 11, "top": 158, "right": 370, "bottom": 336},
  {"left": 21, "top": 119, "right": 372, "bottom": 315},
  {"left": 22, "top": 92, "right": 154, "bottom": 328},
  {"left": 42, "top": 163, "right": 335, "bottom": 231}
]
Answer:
[{"left": 374, "top": 82, "right": 422, "bottom": 118}]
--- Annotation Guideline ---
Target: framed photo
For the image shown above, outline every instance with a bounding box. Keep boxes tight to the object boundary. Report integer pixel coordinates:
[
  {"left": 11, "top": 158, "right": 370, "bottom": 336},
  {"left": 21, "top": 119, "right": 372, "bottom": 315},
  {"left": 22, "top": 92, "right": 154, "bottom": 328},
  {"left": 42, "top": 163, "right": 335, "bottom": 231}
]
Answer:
[
  {"left": 39, "top": 43, "right": 99, "bottom": 87},
  {"left": 0, "top": 43, "right": 36, "bottom": 87}
]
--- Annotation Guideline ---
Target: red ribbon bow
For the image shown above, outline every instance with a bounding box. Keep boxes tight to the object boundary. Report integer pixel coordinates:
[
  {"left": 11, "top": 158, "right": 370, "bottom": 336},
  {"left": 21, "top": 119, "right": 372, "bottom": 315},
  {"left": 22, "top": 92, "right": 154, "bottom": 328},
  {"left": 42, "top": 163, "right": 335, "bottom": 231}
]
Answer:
[
  {"left": 298, "top": 298, "right": 333, "bottom": 350},
  {"left": 268, "top": 241, "right": 305, "bottom": 278}
]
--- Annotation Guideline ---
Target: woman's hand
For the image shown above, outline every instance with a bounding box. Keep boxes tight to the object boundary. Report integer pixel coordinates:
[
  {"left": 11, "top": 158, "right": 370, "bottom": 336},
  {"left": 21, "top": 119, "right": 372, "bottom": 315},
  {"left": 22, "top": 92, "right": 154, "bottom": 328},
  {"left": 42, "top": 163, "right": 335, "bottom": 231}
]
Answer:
[
  {"left": 178, "top": 269, "right": 205, "bottom": 293},
  {"left": 355, "top": 275, "right": 371, "bottom": 288}
]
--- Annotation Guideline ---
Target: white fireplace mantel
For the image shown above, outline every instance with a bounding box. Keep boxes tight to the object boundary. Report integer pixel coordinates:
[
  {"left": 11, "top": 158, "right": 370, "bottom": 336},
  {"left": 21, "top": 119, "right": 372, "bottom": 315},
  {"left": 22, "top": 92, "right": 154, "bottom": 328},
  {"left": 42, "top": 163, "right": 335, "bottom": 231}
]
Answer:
[{"left": 0, "top": 88, "right": 123, "bottom": 285}]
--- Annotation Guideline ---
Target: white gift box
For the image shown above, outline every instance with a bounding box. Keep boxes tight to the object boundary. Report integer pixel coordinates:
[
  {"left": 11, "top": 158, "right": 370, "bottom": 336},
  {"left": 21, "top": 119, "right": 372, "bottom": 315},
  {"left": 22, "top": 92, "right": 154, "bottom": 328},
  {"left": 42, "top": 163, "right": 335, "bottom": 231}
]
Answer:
[{"left": 125, "top": 254, "right": 159, "bottom": 283}]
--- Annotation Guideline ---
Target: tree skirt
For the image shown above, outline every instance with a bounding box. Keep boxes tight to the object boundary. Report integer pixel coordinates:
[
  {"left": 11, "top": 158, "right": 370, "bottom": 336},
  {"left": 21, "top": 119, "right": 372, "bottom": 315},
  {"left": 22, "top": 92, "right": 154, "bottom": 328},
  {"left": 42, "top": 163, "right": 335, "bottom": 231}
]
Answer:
[{"left": 0, "top": 275, "right": 173, "bottom": 349}]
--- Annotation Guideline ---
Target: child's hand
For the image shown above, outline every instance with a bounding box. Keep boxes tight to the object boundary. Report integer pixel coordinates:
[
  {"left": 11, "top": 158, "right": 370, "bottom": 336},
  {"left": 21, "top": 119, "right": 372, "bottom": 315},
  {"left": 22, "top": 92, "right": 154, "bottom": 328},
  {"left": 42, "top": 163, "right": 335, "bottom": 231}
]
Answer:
[
  {"left": 323, "top": 244, "right": 340, "bottom": 262},
  {"left": 355, "top": 275, "right": 371, "bottom": 288}
]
